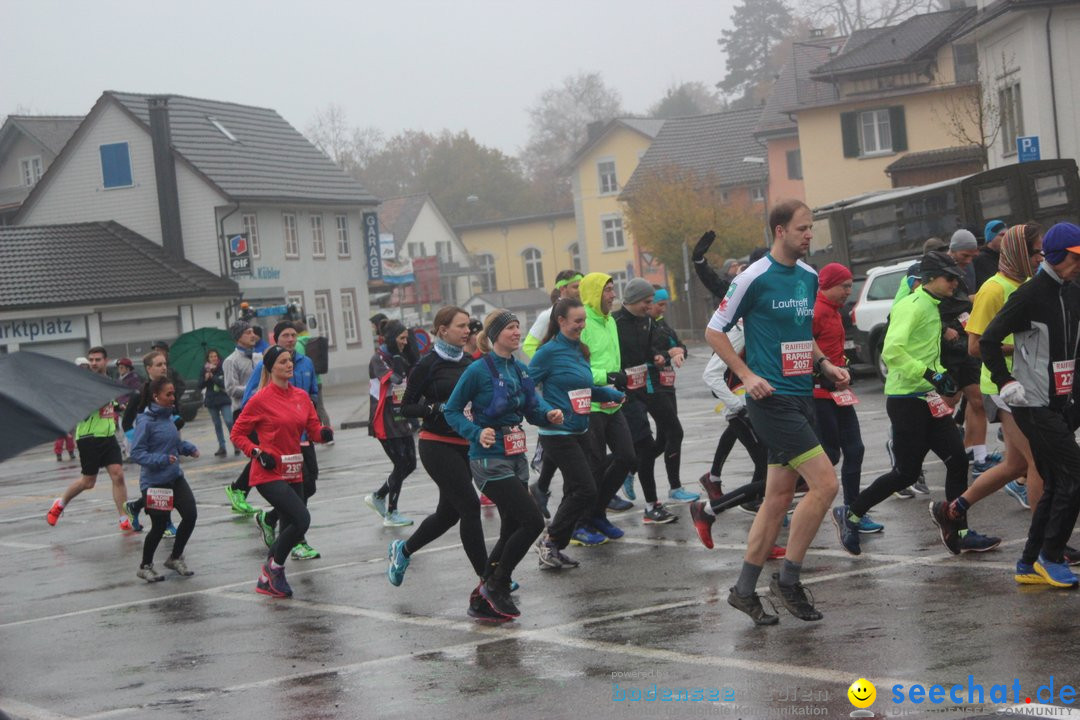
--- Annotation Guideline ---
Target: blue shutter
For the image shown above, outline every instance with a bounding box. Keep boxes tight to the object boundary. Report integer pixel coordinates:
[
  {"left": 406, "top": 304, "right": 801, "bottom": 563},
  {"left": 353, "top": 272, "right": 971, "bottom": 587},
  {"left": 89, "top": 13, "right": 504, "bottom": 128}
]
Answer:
[{"left": 100, "top": 143, "right": 133, "bottom": 188}]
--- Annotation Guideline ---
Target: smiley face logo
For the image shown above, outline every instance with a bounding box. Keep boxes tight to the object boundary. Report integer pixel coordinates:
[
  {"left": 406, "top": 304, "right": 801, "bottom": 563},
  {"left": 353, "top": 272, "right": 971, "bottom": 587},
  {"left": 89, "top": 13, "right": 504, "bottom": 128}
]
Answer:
[{"left": 847, "top": 678, "right": 876, "bottom": 708}]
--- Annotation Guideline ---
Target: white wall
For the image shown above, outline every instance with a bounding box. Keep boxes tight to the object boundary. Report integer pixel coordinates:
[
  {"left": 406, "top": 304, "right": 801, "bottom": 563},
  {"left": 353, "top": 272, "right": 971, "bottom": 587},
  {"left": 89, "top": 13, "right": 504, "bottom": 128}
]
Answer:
[{"left": 403, "top": 201, "right": 475, "bottom": 307}]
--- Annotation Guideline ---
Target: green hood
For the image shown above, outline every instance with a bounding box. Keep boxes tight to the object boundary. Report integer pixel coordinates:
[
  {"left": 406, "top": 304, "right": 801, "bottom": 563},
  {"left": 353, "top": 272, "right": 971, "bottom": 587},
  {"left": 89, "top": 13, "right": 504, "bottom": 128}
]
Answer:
[{"left": 580, "top": 272, "right": 612, "bottom": 317}]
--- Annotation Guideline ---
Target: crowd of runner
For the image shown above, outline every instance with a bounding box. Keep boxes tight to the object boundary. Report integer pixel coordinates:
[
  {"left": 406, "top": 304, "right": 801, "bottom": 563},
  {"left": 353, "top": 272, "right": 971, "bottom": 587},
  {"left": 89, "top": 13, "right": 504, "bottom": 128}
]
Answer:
[{"left": 41, "top": 200, "right": 1080, "bottom": 625}]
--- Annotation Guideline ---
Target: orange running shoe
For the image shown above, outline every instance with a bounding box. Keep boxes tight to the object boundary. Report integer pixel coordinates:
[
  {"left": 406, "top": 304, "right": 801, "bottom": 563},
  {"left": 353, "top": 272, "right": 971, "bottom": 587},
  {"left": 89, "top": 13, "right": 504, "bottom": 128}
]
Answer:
[{"left": 46, "top": 499, "right": 64, "bottom": 526}]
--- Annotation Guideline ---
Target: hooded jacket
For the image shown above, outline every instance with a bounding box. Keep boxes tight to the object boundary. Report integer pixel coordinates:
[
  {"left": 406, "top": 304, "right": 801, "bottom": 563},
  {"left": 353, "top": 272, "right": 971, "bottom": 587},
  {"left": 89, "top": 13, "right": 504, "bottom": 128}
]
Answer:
[
  {"left": 579, "top": 272, "right": 622, "bottom": 414},
  {"left": 882, "top": 287, "right": 946, "bottom": 396},
  {"left": 130, "top": 403, "right": 197, "bottom": 491}
]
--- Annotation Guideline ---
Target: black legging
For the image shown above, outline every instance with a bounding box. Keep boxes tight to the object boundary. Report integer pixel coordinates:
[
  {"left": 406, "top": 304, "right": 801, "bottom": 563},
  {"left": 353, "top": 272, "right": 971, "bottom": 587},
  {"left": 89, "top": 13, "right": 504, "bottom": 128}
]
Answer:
[
  {"left": 541, "top": 433, "right": 598, "bottom": 548},
  {"left": 813, "top": 399, "right": 865, "bottom": 507},
  {"left": 482, "top": 478, "right": 545, "bottom": 585},
  {"left": 623, "top": 395, "right": 659, "bottom": 504},
  {"left": 850, "top": 396, "right": 968, "bottom": 518},
  {"left": 265, "top": 443, "right": 318, "bottom": 544},
  {"left": 255, "top": 480, "right": 310, "bottom": 565},
  {"left": 587, "top": 410, "right": 637, "bottom": 517},
  {"left": 646, "top": 392, "right": 684, "bottom": 489},
  {"left": 711, "top": 411, "right": 767, "bottom": 485},
  {"left": 376, "top": 437, "right": 417, "bottom": 512},
  {"left": 141, "top": 476, "right": 197, "bottom": 567},
  {"left": 536, "top": 455, "right": 558, "bottom": 495},
  {"left": 405, "top": 440, "right": 487, "bottom": 577},
  {"left": 1014, "top": 406, "right": 1080, "bottom": 565}
]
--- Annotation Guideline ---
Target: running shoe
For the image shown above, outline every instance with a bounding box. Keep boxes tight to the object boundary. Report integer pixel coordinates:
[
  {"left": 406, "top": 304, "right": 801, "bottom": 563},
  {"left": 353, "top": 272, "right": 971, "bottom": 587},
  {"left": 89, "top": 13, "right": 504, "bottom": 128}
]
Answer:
[
  {"left": 137, "top": 564, "right": 164, "bottom": 583},
  {"left": 911, "top": 477, "right": 930, "bottom": 495},
  {"left": 622, "top": 474, "right": 637, "bottom": 501},
  {"left": 554, "top": 548, "right": 579, "bottom": 568},
  {"left": 468, "top": 585, "right": 511, "bottom": 623},
  {"left": 737, "top": 498, "right": 762, "bottom": 515},
  {"left": 163, "top": 520, "right": 177, "bottom": 538},
  {"left": 987, "top": 450, "right": 1003, "bottom": 463},
  {"left": 698, "top": 472, "right": 724, "bottom": 504},
  {"left": 164, "top": 556, "right": 194, "bottom": 576},
  {"left": 643, "top": 503, "right": 677, "bottom": 525},
  {"left": 255, "top": 510, "right": 276, "bottom": 548},
  {"left": 960, "top": 530, "right": 1001, "bottom": 553},
  {"left": 971, "top": 458, "right": 999, "bottom": 479},
  {"left": 589, "top": 515, "right": 625, "bottom": 539},
  {"left": 668, "top": 487, "right": 700, "bottom": 504},
  {"left": 1004, "top": 480, "right": 1030, "bottom": 509},
  {"left": 607, "top": 496, "right": 634, "bottom": 513},
  {"left": 124, "top": 500, "right": 142, "bottom": 532},
  {"left": 769, "top": 573, "right": 823, "bottom": 621},
  {"left": 689, "top": 501, "right": 715, "bottom": 548},
  {"left": 536, "top": 538, "right": 562, "bottom": 570},
  {"left": 364, "top": 493, "right": 387, "bottom": 518},
  {"left": 1034, "top": 554, "right": 1079, "bottom": 588},
  {"left": 768, "top": 545, "right": 787, "bottom": 560},
  {"left": 257, "top": 562, "right": 293, "bottom": 598},
  {"left": 480, "top": 579, "right": 520, "bottom": 618},
  {"left": 226, "top": 486, "right": 257, "bottom": 515},
  {"left": 857, "top": 514, "right": 884, "bottom": 534},
  {"left": 929, "top": 501, "right": 962, "bottom": 555},
  {"left": 119, "top": 516, "right": 135, "bottom": 533},
  {"left": 387, "top": 539, "right": 410, "bottom": 585},
  {"left": 291, "top": 543, "right": 320, "bottom": 560},
  {"left": 214, "top": 447, "right": 227, "bottom": 458},
  {"left": 1014, "top": 560, "right": 1047, "bottom": 585},
  {"left": 68, "top": 451, "right": 76, "bottom": 460},
  {"left": 383, "top": 510, "right": 413, "bottom": 527},
  {"left": 479, "top": 494, "right": 495, "bottom": 507},
  {"left": 46, "top": 499, "right": 63, "bottom": 526},
  {"left": 727, "top": 587, "right": 779, "bottom": 626},
  {"left": 893, "top": 485, "right": 916, "bottom": 500},
  {"left": 793, "top": 479, "right": 809, "bottom": 498},
  {"left": 569, "top": 526, "right": 608, "bottom": 546},
  {"left": 831, "top": 506, "right": 861, "bottom": 556},
  {"left": 1064, "top": 546, "right": 1080, "bottom": 566},
  {"left": 529, "top": 482, "right": 550, "bottom": 519},
  {"left": 56, "top": 453, "right": 63, "bottom": 462}
]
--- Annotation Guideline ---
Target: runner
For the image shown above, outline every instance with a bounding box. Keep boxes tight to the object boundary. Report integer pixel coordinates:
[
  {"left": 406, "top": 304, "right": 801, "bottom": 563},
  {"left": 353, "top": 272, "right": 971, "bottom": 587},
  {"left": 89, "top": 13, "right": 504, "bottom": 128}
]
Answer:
[
  {"left": 444, "top": 310, "right": 563, "bottom": 619},
  {"left": 706, "top": 199, "right": 849, "bottom": 625},
  {"left": 46, "top": 347, "right": 134, "bottom": 532},
  {"left": 129, "top": 377, "right": 199, "bottom": 582},
  {"left": 199, "top": 348, "right": 234, "bottom": 458},
  {"left": 365, "top": 320, "right": 418, "bottom": 527},
  {"left": 230, "top": 345, "right": 334, "bottom": 598},
  {"left": 832, "top": 251, "right": 997, "bottom": 557},
  {"left": 223, "top": 321, "right": 263, "bottom": 513},
  {"left": 979, "top": 222, "right": 1080, "bottom": 587},
  {"left": 973, "top": 219, "right": 1008, "bottom": 289},
  {"left": 529, "top": 298, "right": 625, "bottom": 568}
]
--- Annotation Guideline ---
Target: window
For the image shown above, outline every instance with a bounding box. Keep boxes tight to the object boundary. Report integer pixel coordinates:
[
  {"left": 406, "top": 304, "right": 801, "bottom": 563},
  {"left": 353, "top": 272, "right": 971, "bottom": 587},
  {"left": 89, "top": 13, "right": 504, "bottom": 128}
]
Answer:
[
  {"left": 598, "top": 159, "right": 618, "bottom": 194},
  {"left": 440, "top": 276, "right": 455, "bottom": 305},
  {"left": 283, "top": 212, "right": 299, "bottom": 258},
  {"left": 242, "top": 213, "right": 261, "bottom": 258},
  {"left": 1034, "top": 173, "right": 1068, "bottom": 209},
  {"left": 720, "top": 190, "right": 730, "bottom": 203},
  {"left": 602, "top": 215, "right": 625, "bottom": 250},
  {"left": 751, "top": 187, "right": 766, "bottom": 202},
  {"left": 867, "top": 269, "right": 906, "bottom": 301},
  {"left": 287, "top": 292, "right": 305, "bottom": 317},
  {"left": 208, "top": 116, "right": 238, "bottom": 142},
  {"left": 310, "top": 214, "right": 325, "bottom": 258},
  {"left": 20, "top": 156, "right": 42, "bottom": 186},
  {"left": 610, "top": 271, "right": 628, "bottom": 298},
  {"left": 407, "top": 242, "right": 424, "bottom": 258},
  {"left": 476, "top": 253, "right": 496, "bottom": 293},
  {"left": 569, "top": 243, "right": 581, "bottom": 272},
  {"left": 859, "top": 109, "right": 892, "bottom": 154},
  {"left": 522, "top": 248, "right": 544, "bottom": 289},
  {"left": 786, "top": 149, "right": 803, "bottom": 180},
  {"left": 435, "top": 241, "right": 452, "bottom": 262},
  {"left": 340, "top": 289, "right": 360, "bottom": 345},
  {"left": 1000, "top": 83, "right": 1023, "bottom": 156},
  {"left": 335, "top": 214, "right": 351, "bottom": 257},
  {"left": 100, "top": 142, "right": 133, "bottom": 188},
  {"left": 313, "top": 291, "right": 335, "bottom": 347},
  {"left": 977, "top": 184, "right": 1013, "bottom": 219},
  {"left": 841, "top": 107, "right": 906, "bottom": 157},
  {"left": 471, "top": 304, "right": 486, "bottom": 318}
]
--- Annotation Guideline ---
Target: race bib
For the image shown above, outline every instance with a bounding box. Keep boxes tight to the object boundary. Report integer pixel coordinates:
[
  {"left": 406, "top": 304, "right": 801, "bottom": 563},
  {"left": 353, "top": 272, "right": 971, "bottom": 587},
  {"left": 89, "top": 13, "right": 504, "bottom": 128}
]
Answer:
[
  {"left": 1053, "top": 359, "right": 1075, "bottom": 396},
  {"left": 392, "top": 382, "right": 406, "bottom": 405},
  {"left": 99, "top": 404, "right": 116, "bottom": 419},
  {"left": 830, "top": 389, "right": 859, "bottom": 406},
  {"left": 626, "top": 364, "right": 647, "bottom": 391},
  {"left": 281, "top": 453, "right": 304, "bottom": 482},
  {"left": 568, "top": 388, "right": 592, "bottom": 415},
  {"left": 926, "top": 392, "right": 952, "bottom": 418},
  {"left": 598, "top": 400, "right": 621, "bottom": 409},
  {"left": 781, "top": 341, "right": 813, "bottom": 377},
  {"left": 659, "top": 368, "right": 676, "bottom": 387},
  {"left": 958, "top": 312, "right": 970, "bottom": 328},
  {"left": 503, "top": 427, "right": 527, "bottom": 456},
  {"left": 146, "top": 487, "right": 174, "bottom": 512}
]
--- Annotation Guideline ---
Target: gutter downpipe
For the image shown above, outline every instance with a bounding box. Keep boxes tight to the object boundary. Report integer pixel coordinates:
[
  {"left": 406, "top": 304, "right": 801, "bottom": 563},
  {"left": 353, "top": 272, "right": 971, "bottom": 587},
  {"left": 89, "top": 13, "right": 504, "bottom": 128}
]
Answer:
[
  {"left": 218, "top": 201, "right": 241, "bottom": 322},
  {"left": 1045, "top": 7, "right": 1061, "bottom": 159}
]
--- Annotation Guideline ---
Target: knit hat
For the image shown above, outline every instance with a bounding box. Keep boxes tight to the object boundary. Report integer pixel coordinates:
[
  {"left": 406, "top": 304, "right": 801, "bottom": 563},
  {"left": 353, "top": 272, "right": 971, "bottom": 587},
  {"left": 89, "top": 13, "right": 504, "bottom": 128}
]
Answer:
[
  {"left": 818, "top": 263, "right": 853, "bottom": 290},
  {"left": 984, "top": 220, "right": 1007, "bottom": 244},
  {"left": 272, "top": 320, "right": 296, "bottom": 342},
  {"left": 721, "top": 259, "right": 738, "bottom": 275},
  {"left": 117, "top": 357, "right": 134, "bottom": 369},
  {"left": 653, "top": 287, "right": 670, "bottom": 302},
  {"left": 949, "top": 229, "right": 978, "bottom": 251},
  {"left": 229, "top": 320, "right": 252, "bottom": 342},
  {"left": 622, "top": 277, "right": 655, "bottom": 305},
  {"left": 1042, "top": 222, "right": 1080, "bottom": 265}
]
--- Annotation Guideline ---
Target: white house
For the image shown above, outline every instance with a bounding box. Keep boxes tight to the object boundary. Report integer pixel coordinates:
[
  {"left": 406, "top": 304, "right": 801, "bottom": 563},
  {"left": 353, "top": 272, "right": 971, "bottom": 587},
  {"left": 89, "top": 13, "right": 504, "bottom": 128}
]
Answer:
[
  {"left": 14, "top": 91, "right": 379, "bottom": 384},
  {"left": 0, "top": 115, "right": 82, "bottom": 224}
]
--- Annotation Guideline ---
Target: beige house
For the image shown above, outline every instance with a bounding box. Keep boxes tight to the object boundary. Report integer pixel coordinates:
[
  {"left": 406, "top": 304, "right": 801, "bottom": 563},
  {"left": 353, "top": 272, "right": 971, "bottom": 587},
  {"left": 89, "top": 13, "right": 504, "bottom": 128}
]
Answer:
[{"left": 455, "top": 211, "right": 577, "bottom": 294}]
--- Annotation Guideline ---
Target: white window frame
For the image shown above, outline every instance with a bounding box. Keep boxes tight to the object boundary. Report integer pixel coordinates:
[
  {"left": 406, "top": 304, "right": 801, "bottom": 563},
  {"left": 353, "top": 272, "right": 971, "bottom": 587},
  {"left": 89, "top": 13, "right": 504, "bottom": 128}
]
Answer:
[
  {"left": 310, "top": 214, "right": 325, "bottom": 258},
  {"left": 313, "top": 290, "right": 335, "bottom": 348},
  {"left": 568, "top": 242, "right": 581, "bottom": 272},
  {"left": 435, "top": 240, "right": 452, "bottom": 262},
  {"left": 335, "top": 214, "right": 351, "bottom": 257},
  {"left": 242, "top": 213, "right": 261, "bottom": 259},
  {"left": 601, "top": 214, "right": 625, "bottom": 251},
  {"left": 751, "top": 187, "right": 766, "bottom": 202},
  {"left": 522, "top": 247, "right": 544, "bottom": 289},
  {"left": 476, "top": 253, "right": 496, "bottom": 292},
  {"left": 999, "top": 82, "right": 1023, "bottom": 157},
  {"left": 340, "top": 289, "right": 360, "bottom": 345},
  {"left": 858, "top": 108, "right": 892, "bottom": 155},
  {"left": 597, "top": 158, "right": 618, "bottom": 195},
  {"left": 20, "top": 156, "right": 43, "bottom": 186},
  {"left": 407, "top": 241, "right": 424, "bottom": 258},
  {"left": 283, "top": 212, "right": 299, "bottom": 259}
]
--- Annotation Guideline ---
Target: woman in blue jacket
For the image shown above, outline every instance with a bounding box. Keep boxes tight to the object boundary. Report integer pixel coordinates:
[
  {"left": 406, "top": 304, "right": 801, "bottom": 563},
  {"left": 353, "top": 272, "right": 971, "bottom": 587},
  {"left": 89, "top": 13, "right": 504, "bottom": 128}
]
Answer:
[
  {"left": 444, "top": 310, "right": 563, "bottom": 620},
  {"left": 529, "top": 298, "right": 624, "bottom": 569},
  {"left": 129, "top": 377, "right": 199, "bottom": 582}
]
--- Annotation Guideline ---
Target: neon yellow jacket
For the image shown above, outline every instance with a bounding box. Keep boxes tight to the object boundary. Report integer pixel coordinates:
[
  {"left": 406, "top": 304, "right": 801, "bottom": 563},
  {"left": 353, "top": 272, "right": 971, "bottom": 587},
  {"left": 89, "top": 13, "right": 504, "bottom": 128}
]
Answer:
[
  {"left": 579, "top": 272, "right": 622, "bottom": 414},
  {"left": 882, "top": 286, "right": 945, "bottom": 396}
]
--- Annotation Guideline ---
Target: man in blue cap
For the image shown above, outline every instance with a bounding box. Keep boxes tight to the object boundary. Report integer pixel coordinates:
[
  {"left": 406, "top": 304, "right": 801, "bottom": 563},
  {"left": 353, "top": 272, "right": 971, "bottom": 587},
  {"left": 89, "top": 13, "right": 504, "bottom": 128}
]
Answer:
[{"left": 973, "top": 219, "right": 1008, "bottom": 289}]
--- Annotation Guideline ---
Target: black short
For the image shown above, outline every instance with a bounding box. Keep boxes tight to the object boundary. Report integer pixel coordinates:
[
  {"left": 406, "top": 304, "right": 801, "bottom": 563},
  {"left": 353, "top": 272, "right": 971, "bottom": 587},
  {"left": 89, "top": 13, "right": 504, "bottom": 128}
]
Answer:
[
  {"left": 76, "top": 436, "right": 122, "bottom": 476},
  {"left": 954, "top": 356, "right": 981, "bottom": 389},
  {"left": 745, "top": 394, "right": 824, "bottom": 468}
]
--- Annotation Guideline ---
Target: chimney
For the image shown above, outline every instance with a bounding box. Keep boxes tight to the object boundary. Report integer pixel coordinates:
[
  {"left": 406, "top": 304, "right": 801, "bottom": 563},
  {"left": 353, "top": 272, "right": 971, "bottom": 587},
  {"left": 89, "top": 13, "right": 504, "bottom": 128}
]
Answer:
[
  {"left": 586, "top": 120, "right": 607, "bottom": 142},
  {"left": 148, "top": 96, "right": 184, "bottom": 260}
]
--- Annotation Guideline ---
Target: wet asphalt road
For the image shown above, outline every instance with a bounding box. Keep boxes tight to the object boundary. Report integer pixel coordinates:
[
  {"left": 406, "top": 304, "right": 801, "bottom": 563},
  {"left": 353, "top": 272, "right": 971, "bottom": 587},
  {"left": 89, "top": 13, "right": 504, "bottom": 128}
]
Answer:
[{"left": 1, "top": 350, "right": 1078, "bottom": 720}]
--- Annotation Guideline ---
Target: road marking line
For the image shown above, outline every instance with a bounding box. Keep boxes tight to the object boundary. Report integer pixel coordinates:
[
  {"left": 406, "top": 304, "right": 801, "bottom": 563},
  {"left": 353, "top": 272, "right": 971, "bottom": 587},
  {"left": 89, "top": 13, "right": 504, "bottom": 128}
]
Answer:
[{"left": 0, "top": 697, "right": 77, "bottom": 720}]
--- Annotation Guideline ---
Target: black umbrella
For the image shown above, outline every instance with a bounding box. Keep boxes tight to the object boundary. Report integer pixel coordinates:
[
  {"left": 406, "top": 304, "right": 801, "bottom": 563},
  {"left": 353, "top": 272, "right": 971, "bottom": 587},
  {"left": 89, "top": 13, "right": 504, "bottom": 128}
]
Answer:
[{"left": 0, "top": 351, "right": 132, "bottom": 463}]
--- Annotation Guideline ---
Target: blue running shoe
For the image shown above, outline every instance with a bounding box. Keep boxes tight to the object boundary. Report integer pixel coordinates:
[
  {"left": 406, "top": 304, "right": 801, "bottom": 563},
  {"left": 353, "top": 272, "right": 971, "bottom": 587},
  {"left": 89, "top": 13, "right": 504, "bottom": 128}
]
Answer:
[
  {"left": 589, "top": 515, "right": 624, "bottom": 539},
  {"left": 622, "top": 474, "right": 637, "bottom": 501},
  {"left": 986, "top": 450, "right": 1003, "bottom": 464},
  {"left": 971, "top": 457, "right": 999, "bottom": 479},
  {"left": 387, "top": 540, "right": 410, "bottom": 586},
  {"left": 569, "top": 526, "right": 608, "bottom": 546},
  {"left": 959, "top": 529, "right": 1001, "bottom": 553},
  {"left": 668, "top": 487, "right": 700, "bottom": 504},
  {"left": 857, "top": 514, "right": 884, "bottom": 534},
  {"left": 607, "top": 496, "right": 634, "bottom": 513},
  {"left": 163, "top": 520, "right": 177, "bottom": 538},
  {"left": 831, "top": 506, "right": 861, "bottom": 556},
  {"left": 1034, "top": 554, "right": 1079, "bottom": 588},
  {"left": 1004, "top": 480, "right": 1030, "bottom": 509},
  {"left": 1015, "top": 560, "right": 1047, "bottom": 585}
]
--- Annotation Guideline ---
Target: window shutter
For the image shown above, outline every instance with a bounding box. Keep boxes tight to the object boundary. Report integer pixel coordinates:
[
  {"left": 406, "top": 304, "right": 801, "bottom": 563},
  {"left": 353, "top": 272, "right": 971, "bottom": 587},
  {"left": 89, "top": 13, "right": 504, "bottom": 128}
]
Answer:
[
  {"left": 889, "top": 106, "right": 907, "bottom": 152},
  {"left": 841, "top": 112, "right": 860, "bottom": 157}
]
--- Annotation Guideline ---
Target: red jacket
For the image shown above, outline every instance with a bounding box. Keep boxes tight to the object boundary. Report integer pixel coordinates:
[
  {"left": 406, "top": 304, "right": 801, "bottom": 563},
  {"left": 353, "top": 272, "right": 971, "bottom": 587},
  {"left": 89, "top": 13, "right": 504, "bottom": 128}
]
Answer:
[
  {"left": 812, "top": 291, "right": 847, "bottom": 400},
  {"left": 231, "top": 382, "right": 327, "bottom": 486}
]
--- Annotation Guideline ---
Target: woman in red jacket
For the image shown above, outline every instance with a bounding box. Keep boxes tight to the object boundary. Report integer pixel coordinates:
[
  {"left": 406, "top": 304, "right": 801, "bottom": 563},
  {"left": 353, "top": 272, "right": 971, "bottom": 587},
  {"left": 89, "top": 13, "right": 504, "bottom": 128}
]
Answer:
[{"left": 231, "top": 345, "right": 333, "bottom": 598}]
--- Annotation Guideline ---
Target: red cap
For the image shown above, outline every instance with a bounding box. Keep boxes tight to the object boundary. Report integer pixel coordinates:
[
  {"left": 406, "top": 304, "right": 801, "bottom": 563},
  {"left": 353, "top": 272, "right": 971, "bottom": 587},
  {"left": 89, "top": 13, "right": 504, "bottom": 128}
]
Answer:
[{"left": 819, "top": 263, "right": 853, "bottom": 290}]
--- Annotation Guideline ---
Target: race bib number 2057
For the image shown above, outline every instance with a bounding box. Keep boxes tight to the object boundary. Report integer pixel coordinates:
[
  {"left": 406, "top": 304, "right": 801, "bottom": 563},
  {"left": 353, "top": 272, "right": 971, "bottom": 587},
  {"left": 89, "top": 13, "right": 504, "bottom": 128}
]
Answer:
[{"left": 781, "top": 341, "right": 813, "bottom": 377}]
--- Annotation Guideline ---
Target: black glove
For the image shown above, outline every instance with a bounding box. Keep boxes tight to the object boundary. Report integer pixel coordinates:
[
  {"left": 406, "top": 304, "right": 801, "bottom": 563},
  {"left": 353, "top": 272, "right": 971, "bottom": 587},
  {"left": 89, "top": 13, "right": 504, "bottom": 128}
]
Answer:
[
  {"left": 391, "top": 355, "right": 409, "bottom": 377},
  {"left": 693, "top": 230, "right": 716, "bottom": 261},
  {"left": 425, "top": 402, "right": 445, "bottom": 419},
  {"left": 607, "top": 371, "right": 628, "bottom": 391},
  {"left": 256, "top": 450, "right": 276, "bottom": 470},
  {"left": 923, "top": 369, "right": 959, "bottom": 396},
  {"left": 320, "top": 427, "right": 334, "bottom": 443}
]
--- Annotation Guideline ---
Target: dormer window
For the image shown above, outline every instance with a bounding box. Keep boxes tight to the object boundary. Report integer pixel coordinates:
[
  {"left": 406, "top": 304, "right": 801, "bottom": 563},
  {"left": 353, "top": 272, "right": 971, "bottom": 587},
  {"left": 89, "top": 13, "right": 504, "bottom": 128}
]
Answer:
[{"left": 208, "top": 116, "right": 238, "bottom": 142}]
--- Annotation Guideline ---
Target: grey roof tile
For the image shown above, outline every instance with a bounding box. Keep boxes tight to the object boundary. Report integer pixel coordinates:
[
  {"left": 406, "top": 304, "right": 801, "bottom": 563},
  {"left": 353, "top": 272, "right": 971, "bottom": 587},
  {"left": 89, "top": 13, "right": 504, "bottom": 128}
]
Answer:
[
  {"left": 560, "top": 117, "right": 665, "bottom": 175},
  {"left": 0, "top": 221, "right": 238, "bottom": 311},
  {"left": 378, "top": 194, "right": 429, "bottom": 250},
  {"left": 756, "top": 37, "right": 844, "bottom": 136},
  {"left": 884, "top": 144, "right": 984, "bottom": 172},
  {"left": 5, "top": 116, "right": 83, "bottom": 155},
  {"left": 469, "top": 289, "right": 551, "bottom": 310}
]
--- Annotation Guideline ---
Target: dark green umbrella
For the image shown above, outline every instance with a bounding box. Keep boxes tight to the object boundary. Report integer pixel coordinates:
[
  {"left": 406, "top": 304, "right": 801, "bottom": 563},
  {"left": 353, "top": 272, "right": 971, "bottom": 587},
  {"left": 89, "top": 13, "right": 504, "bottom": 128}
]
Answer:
[{"left": 168, "top": 327, "right": 235, "bottom": 381}]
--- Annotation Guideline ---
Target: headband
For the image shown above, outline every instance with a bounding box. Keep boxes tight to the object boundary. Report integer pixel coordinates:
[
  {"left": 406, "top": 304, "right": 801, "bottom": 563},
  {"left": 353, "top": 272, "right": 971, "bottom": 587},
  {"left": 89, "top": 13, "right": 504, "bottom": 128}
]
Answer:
[
  {"left": 262, "top": 345, "right": 290, "bottom": 372},
  {"left": 554, "top": 274, "right": 583, "bottom": 289},
  {"left": 485, "top": 311, "right": 518, "bottom": 345}
]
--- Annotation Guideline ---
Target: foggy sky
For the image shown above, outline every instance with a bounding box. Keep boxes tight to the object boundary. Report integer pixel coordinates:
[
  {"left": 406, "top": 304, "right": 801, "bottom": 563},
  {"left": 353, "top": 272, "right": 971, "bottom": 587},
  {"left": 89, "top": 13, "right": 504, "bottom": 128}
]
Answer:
[{"left": 3, "top": 0, "right": 741, "bottom": 156}]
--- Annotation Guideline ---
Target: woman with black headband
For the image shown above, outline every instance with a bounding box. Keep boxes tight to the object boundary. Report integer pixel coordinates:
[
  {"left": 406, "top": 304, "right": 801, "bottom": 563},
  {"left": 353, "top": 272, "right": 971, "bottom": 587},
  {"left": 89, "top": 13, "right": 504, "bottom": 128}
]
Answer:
[
  {"left": 444, "top": 309, "right": 564, "bottom": 620},
  {"left": 230, "top": 345, "right": 333, "bottom": 598}
]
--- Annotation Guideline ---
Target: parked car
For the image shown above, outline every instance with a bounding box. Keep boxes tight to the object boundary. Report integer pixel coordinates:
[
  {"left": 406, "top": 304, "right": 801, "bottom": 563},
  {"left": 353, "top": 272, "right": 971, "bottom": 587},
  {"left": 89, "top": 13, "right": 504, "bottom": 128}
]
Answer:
[
  {"left": 106, "top": 360, "right": 201, "bottom": 423},
  {"left": 848, "top": 260, "right": 916, "bottom": 380}
]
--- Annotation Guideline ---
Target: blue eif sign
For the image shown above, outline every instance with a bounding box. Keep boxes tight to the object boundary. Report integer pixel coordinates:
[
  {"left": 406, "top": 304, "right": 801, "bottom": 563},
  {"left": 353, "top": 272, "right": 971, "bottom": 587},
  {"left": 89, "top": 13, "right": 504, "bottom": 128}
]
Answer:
[{"left": 1017, "top": 136, "right": 1040, "bottom": 163}]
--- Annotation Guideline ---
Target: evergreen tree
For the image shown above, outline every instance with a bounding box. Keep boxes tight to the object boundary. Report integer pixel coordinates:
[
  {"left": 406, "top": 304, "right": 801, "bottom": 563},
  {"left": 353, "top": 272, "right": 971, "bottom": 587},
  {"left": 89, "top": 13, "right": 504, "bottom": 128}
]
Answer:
[{"left": 718, "top": 0, "right": 793, "bottom": 99}]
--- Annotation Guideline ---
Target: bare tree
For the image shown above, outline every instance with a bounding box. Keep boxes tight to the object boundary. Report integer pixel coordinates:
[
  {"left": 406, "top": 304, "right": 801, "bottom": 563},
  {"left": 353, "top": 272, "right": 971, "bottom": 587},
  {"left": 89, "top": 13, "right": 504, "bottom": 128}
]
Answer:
[
  {"left": 933, "top": 52, "right": 1012, "bottom": 170},
  {"left": 305, "top": 104, "right": 384, "bottom": 176},
  {"left": 803, "top": 0, "right": 943, "bottom": 35}
]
